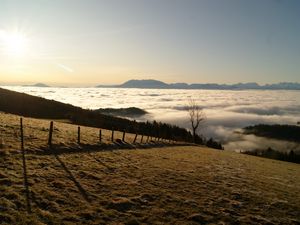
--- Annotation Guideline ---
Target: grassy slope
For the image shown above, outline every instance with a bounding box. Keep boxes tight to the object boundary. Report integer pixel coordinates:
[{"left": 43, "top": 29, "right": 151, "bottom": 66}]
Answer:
[{"left": 0, "top": 113, "right": 299, "bottom": 224}]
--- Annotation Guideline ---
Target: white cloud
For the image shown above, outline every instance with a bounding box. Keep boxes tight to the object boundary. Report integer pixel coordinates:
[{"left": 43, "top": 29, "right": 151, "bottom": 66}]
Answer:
[
  {"left": 56, "top": 63, "right": 74, "bottom": 73},
  {"left": 2, "top": 87, "right": 300, "bottom": 152}
]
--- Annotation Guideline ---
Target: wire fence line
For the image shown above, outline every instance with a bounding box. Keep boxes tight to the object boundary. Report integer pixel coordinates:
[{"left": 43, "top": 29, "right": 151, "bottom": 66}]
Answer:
[
  {"left": 0, "top": 117, "right": 180, "bottom": 214},
  {"left": 0, "top": 114, "right": 182, "bottom": 153}
]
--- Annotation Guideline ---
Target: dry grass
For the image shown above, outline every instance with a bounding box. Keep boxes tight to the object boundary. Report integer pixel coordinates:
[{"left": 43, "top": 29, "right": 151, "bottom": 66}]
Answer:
[
  {"left": 0, "top": 112, "right": 299, "bottom": 224},
  {"left": 0, "top": 112, "right": 157, "bottom": 154}
]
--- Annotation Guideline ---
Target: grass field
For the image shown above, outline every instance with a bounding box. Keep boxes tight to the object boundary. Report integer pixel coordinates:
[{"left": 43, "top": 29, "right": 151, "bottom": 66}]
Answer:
[{"left": 0, "top": 112, "right": 299, "bottom": 224}]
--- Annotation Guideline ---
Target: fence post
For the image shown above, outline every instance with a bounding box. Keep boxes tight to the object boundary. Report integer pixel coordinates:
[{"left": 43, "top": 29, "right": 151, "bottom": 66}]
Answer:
[
  {"left": 77, "top": 126, "right": 81, "bottom": 144},
  {"left": 111, "top": 128, "right": 114, "bottom": 142},
  {"left": 20, "top": 118, "right": 31, "bottom": 213},
  {"left": 20, "top": 118, "right": 24, "bottom": 150},
  {"left": 133, "top": 133, "right": 138, "bottom": 143},
  {"left": 146, "top": 136, "right": 149, "bottom": 142},
  {"left": 99, "top": 129, "right": 102, "bottom": 143},
  {"left": 122, "top": 130, "right": 126, "bottom": 142},
  {"left": 141, "top": 135, "right": 144, "bottom": 143},
  {"left": 48, "top": 121, "right": 53, "bottom": 147}
]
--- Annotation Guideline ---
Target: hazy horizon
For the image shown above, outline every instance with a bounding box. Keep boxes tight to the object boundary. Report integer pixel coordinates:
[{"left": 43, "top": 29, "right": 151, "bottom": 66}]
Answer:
[
  {"left": 0, "top": 0, "right": 299, "bottom": 85},
  {"left": 2, "top": 79, "right": 300, "bottom": 88}
]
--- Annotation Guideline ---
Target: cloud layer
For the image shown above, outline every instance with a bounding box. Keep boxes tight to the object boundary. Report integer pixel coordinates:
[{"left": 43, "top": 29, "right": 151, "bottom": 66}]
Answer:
[{"left": 3, "top": 86, "right": 300, "bottom": 152}]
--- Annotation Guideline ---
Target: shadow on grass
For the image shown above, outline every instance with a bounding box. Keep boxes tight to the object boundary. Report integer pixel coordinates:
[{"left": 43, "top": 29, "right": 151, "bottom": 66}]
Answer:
[
  {"left": 87, "top": 151, "right": 116, "bottom": 172},
  {"left": 53, "top": 153, "right": 90, "bottom": 202},
  {"left": 21, "top": 149, "right": 32, "bottom": 213},
  {"left": 36, "top": 140, "right": 191, "bottom": 156}
]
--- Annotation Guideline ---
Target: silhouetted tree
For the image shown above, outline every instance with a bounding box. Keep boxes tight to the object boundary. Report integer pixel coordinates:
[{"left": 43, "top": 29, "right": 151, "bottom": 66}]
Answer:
[
  {"left": 186, "top": 98, "right": 206, "bottom": 143},
  {"left": 206, "top": 138, "right": 224, "bottom": 150}
]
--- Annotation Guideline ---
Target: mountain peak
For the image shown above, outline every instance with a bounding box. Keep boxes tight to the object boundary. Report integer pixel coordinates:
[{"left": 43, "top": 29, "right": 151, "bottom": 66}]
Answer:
[
  {"left": 23, "top": 83, "right": 50, "bottom": 87},
  {"left": 120, "top": 79, "right": 168, "bottom": 88}
]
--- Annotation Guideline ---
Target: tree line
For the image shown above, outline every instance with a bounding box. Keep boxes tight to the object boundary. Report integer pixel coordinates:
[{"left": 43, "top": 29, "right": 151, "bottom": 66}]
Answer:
[
  {"left": 243, "top": 147, "right": 300, "bottom": 164},
  {"left": 244, "top": 124, "right": 300, "bottom": 143}
]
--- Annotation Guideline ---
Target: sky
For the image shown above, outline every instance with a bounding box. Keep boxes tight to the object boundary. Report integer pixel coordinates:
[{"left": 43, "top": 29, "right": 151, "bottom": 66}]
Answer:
[{"left": 0, "top": 0, "right": 299, "bottom": 86}]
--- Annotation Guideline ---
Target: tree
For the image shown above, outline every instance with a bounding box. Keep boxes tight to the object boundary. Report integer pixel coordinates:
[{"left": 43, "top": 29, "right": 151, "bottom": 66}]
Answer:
[{"left": 186, "top": 98, "right": 206, "bottom": 143}]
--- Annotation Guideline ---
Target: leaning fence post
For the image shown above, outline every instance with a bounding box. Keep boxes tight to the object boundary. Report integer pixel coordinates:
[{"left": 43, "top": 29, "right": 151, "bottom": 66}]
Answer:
[
  {"left": 133, "top": 133, "right": 138, "bottom": 143},
  {"left": 20, "top": 118, "right": 31, "bottom": 213},
  {"left": 122, "top": 130, "right": 126, "bottom": 142},
  {"left": 77, "top": 126, "right": 81, "bottom": 144},
  {"left": 141, "top": 135, "right": 144, "bottom": 143},
  {"left": 99, "top": 129, "right": 102, "bottom": 143},
  {"left": 111, "top": 128, "right": 114, "bottom": 142},
  {"left": 146, "top": 136, "right": 149, "bottom": 142},
  {"left": 48, "top": 121, "right": 53, "bottom": 147}
]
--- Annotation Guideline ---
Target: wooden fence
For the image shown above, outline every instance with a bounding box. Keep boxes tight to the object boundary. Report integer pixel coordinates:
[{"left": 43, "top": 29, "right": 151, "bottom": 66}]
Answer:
[
  {"left": 17, "top": 118, "right": 177, "bottom": 149},
  {"left": 16, "top": 117, "right": 178, "bottom": 214}
]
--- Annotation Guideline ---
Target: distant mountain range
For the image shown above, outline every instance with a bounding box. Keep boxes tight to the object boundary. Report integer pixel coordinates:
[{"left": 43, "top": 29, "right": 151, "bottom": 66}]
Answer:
[
  {"left": 97, "top": 79, "right": 300, "bottom": 90},
  {"left": 23, "top": 83, "right": 50, "bottom": 87}
]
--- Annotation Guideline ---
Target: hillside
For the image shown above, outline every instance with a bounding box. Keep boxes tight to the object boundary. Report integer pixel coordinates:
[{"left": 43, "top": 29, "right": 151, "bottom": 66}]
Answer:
[
  {"left": 0, "top": 113, "right": 299, "bottom": 224},
  {"left": 244, "top": 124, "right": 300, "bottom": 143},
  {"left": 0, "top": 87, "right": 192, "bottom": 142},
  {"left": 95, "top": 107, "right": 147, "bottom": 118}
]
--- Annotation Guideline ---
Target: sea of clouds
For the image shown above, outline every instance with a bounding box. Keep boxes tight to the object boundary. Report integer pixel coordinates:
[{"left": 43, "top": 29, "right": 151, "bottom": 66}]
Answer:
[{"left": 3, "top": 86, "right": 300, "bottom": 152}]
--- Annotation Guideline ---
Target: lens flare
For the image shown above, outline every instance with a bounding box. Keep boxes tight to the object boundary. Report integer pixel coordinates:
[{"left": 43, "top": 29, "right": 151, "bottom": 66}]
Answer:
[{"left": 0, "top": 30, "right": 30, "bottom": 57}]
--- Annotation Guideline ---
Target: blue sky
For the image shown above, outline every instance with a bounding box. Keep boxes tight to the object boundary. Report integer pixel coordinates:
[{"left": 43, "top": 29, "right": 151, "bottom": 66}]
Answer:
[{"left": 0, "top": 0, "right": 299, "bottom": 85}]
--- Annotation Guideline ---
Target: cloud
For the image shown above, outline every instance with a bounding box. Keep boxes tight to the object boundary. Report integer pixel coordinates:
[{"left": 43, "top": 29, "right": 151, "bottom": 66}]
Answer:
[
  {"left": 224, "top": 134, "right": 300, "bottom": 153},
  {"left": 56, "top": 63, "right": 73, "bottom": 73},
  {"left": 227, "top": 105, "right": 300, "bottom": 116},
  {"left": 146, "top": 100, "right": 300, "bottom": 152},
  {"left": 2, "top": 86, "right": 300, "bottom": 152}
]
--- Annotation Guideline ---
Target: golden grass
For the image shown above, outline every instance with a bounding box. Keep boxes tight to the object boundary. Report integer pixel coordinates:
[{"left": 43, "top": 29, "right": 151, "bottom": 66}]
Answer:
[
  {"left": 0, "top": 112, "right": 154, "bottom": 154},
  {"left": 0, "top": 112, "right": 299, "bottom": 224}
]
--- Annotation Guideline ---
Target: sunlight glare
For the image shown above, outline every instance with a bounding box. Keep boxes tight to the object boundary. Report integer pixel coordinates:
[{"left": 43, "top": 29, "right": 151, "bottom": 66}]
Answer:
[{"left": 0, "top": 30, "right": 30, "bottom": 57}]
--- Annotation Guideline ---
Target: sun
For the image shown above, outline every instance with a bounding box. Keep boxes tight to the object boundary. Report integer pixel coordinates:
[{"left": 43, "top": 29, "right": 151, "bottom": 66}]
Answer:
[{"left": 0, "top": 30, "right": 30, "bottom": 57}]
